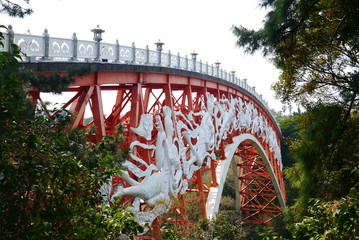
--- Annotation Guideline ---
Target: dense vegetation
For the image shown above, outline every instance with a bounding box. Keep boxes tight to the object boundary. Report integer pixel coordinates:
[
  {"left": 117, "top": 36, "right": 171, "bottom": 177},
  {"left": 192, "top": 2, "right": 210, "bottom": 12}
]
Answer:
[
  {"left": 0, "top": 26, "right": 143, "bottom": 239},
  {"left": 0, "top": 0, "right": 33, "bottom": 18},
  {"left": 232, "top": 0, "right": 359, "bottom": 239}
]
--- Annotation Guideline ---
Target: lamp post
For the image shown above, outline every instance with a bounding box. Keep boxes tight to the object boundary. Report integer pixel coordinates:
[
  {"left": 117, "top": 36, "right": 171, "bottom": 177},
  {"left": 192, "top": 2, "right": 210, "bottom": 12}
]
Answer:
[
  {"left": 91, "top": 25, "right": 105, "bottom": 62},
  {"left": 230, "top": 70, "right": 236, "bottom": 83},
  {"left": 191, "top": 51, "right": 198, "bottom": 71},
  {"left": 155, "top": 40, "right": 164, "bottom": 65},
  {"left": 215, "top": 61, "right": 221, "bottom": 77}
]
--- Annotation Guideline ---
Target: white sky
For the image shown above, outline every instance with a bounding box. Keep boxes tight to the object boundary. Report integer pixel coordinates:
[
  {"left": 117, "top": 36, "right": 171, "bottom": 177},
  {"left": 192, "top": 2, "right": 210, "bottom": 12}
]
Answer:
[{"left": 2, "top": 0, "right": 283, "bottom": 111}]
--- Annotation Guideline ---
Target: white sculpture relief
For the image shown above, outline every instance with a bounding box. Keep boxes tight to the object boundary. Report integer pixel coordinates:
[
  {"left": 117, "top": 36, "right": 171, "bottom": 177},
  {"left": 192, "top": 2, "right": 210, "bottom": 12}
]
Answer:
[
  {"left": 99, "top": 179, "right": 112, "bottom": 203},
  {"left": 130, "top": 114, "right": 153, "bottom": 141},
  {"left": 110, "top": 92, "right": 282, "bottom": 228},
  {"left": 112, "top": 107, "right": 182, "bottom": 226},
  {"left": 176, "top": 100, "right": 216, "bottom": 179},
  {"left": 215, "top": 98, "right": 235, "bottom": 146}
]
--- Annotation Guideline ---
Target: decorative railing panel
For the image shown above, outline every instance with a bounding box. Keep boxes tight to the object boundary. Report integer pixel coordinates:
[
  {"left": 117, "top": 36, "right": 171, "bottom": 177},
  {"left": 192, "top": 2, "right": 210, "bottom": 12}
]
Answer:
[
  {"left": 195, "top": 62, "right": 201, "bottom": 72},
  {"left": 134, "top": 47, "right": 147, "bottom": 64},
  {"left": 161, "top": 52, "right": 169, "bottom": 66},
  {"left": 170, "top": 54, "right": 179, "bottom": 68},
  {"left": 179, "top": 56, "right": 187, "bottom": 69},
  {"left": 49, "top": 37, "right": 73, "bottom": 59},
  {"left": 77, "top": 40, "right": 95, "bottom": 59},
  {"left": 101, "top": 42, "right": 116, "bottom": 61},
  {"left": 15, "top": 33, "right": 44, "bottom": 57},
  {"left": 119, "top": 45, "right": 133, "bottom": 63},
  {"left": 2, "top": 26, "right": 276, "bottom": 120}
]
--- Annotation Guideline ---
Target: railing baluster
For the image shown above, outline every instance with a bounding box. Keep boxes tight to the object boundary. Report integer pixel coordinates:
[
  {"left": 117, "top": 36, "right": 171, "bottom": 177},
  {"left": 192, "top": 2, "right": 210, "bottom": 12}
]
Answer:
[
  {"left": 145, "top": 45, "right": 149, "bottom": 64},
  {"left": 7, "top": 25, "right": 14, "bottom": 54},
  {"left": 177, "top": 53, "right": 180, "bottom": 68},
  {"left": 42, "top": 29, "right": 49, "bottom": 60},
  {"left": 115, "top": 40, "right": 120, "bottom": 62},
  {"left": 5, "top": 27, "right": 275, "bottom": 115},
  {"left": 71, "top": 33, "right": 78, "bottom": 61},
  {"left": 132, "top": 42, "right": 136, "bottom": 63},
  {"left": 168, "top": 50, "right": 171, "bottom": 67}
]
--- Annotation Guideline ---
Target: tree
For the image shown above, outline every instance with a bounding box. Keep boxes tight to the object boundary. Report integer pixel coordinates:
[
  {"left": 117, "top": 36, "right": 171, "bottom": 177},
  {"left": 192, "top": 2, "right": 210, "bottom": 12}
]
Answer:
[
  {"left": 233, "top": 0, "right": 359, "bottom": 210},
  {"left": 284, "top": 104, "right": 359, "bottom": 216},
  {"left": 0, "top": 0, "right": 33, "bottom": 17},
  {"left": 249, "top": 186, "right": 359, "bottom": 240},
  {"left": 289, "top": 186, "right": 358, "bottom": 240},
  {"left": 0, "top": 112, "right": 143, "bottom": 239},
  {"left": 0, "top": 26, "right": 143, "bottom": 239},
  {"left": 279, "top": 114, "right": 300, "bottom": 167},
  {"left": 162, "top": 211, "right": 246, "bottom": 240},
  {"left": 232, "top": 0, "right": 359, "bottom": 108}
]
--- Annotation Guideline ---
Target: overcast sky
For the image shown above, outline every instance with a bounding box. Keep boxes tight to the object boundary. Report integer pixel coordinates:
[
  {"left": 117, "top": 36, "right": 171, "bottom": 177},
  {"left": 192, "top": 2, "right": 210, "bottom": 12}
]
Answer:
[{"left": 2, "top": 0, "right": 283, "bottom": 111}]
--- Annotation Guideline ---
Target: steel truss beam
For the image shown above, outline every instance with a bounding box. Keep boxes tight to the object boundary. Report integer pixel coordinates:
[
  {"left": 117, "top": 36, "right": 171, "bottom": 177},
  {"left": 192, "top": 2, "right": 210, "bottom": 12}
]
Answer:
[
  {"left": 30, "top": 69, "right": 285, "bottom": 236},
  {"left": 235, "top": 143, "right": 282, "bottom": 225}
]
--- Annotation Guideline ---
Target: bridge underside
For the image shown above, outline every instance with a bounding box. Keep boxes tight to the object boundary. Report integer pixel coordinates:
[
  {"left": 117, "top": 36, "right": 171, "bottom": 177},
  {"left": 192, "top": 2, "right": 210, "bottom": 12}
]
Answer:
[
  {"left": 26, "top": 63, "right": 285, "bottom": 235},
  {"left": 236, "top": 141, "right": 283, "bottom": 224}
]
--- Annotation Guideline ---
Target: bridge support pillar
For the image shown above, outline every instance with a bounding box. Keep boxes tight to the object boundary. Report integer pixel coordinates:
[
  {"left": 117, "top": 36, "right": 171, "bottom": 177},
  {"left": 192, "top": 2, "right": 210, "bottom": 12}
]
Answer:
[
  {"left": 196, "top": 170, "right": 207, "bottom": 218},
  {"left": 91, "top": 85, "right": 106, "bottom": 139}
]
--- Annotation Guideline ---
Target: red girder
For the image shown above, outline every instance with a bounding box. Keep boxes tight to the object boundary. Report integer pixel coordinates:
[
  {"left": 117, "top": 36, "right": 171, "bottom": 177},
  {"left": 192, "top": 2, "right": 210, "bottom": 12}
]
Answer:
[
  {"left": 31, "top": 68, "right": 285, "bottom": 235},
  {"left": 234, "top": 144, "right": 283, "bottom": 224}
]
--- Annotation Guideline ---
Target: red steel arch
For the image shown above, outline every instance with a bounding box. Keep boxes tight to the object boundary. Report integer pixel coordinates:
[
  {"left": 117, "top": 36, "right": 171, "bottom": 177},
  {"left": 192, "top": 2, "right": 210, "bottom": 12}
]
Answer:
[{"left": 25, "top": 62, "right": 285, "bottom": 236}]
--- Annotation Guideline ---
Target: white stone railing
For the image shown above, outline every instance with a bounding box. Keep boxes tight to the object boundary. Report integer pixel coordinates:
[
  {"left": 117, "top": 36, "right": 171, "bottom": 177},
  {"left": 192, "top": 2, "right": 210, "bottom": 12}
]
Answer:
[{"left": 1, "top": 25, "right": 274, "bottom": 118}]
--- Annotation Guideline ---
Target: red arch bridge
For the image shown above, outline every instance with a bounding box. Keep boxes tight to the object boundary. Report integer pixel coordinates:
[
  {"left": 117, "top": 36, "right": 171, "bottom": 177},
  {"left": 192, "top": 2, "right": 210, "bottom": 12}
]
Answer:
[{"left": 3, "top": 26, "right": 286, "bottom": 234}]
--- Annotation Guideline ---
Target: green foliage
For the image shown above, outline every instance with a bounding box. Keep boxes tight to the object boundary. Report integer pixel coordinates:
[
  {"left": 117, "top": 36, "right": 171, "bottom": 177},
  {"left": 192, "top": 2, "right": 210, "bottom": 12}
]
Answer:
[
  {"left": 249, "top": 225, "right": 287, "bottom": 240},
  {"left": 0, "top": 26, "right": 30, "bottom": 121},
  {"left": 279, "top": 114, "right": 300, "bottom": 167},
  {"left": 233, "top": 1, "right": 359, "bottom": 237},
  {"left": 162, "top": 211, "right": 244, "bottom": 240},
  {"left": 0, "top": 25, "right": 142, "bottom": 239},
  {"left": 74, "top": 200, "right": 144, "bottom": 240},
  {"left": 210, "top": 212, "right": 244, "bottom": 240},
  {"left": 20, "top": 65, "right": 92, "bottom": 94},
  {"left": 246, "top": 186, "right": 359, "bottom": 240},
  {"left": 221, "top": 165, "right": 236, "bottom": 199},
  {"left": 289, "top": 187, "right": 359, "bottom": 240},
  {"left": 233, "top": 0, "right": 359, "bottom": 106},
  {"left": 219, "top": 164, "right": 237, "bottom": 211},
  {"left": 285, "top": 104, "right": 359, "bottom": 217},
  {"left": 0, "top": 98, "right": 142, "bottom": 239},
  {"left": 219, "top": 196, "right": 236, "bottom": 211},
  {"left": 0, "top": 25, "right": 92, "bottom": 122},
  {"left": 0, "top": 0, "right": 33, "bottom": 18}
]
